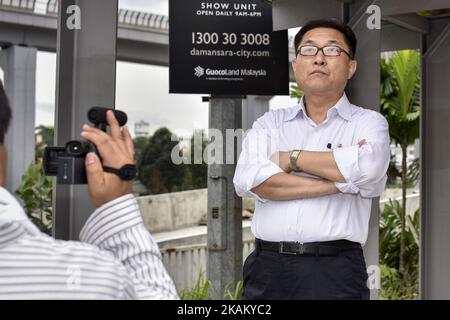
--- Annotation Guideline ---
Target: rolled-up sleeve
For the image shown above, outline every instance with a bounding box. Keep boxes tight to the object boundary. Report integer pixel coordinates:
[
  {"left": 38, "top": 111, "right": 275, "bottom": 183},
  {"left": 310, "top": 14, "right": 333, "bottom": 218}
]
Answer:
[
  {"left": 233, "top": 114, "right": 284, "bottom": 202},
  {"left": 333, "top": 112, "right": 390, "bottom": 198},
  {"left": 80, "top": 194, "right": 179, "bottom": 299}
]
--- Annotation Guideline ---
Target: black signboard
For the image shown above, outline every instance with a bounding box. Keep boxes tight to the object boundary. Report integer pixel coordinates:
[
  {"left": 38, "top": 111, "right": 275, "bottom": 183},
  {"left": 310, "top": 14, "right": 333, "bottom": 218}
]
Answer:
[{"left": 169, "top": 0, "right": 289, "bottom": 95}]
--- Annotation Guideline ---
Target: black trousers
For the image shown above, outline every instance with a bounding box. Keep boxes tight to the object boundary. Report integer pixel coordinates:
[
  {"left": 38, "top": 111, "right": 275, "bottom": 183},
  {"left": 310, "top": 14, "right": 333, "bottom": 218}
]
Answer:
[{"left": 242, "top": 245, "right": 370, "bottom": 300}]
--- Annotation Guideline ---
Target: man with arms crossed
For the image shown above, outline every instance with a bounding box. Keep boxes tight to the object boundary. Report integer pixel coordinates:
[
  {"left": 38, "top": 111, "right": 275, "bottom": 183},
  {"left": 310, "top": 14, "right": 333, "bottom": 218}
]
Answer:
[{"left": 234, "top": 19, "right": 390, "bottom": 300}]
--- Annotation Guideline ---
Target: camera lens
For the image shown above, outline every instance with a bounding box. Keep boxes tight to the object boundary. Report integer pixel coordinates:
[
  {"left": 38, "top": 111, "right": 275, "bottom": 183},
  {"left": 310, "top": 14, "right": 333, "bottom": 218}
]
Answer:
[
  {"left": 88, "top": 108, "right": 100, "bottom": 123},
  {"left": 66, "top": 141, "right": 85, "bottom": 155}
]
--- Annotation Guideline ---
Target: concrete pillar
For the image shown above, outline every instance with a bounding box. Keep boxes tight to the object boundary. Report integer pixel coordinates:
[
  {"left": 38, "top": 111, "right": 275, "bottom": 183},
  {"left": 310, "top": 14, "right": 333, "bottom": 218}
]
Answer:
[
  {"left": 242, "top": 95, "right": 272, "bottom": 131},
  {"left": 207, "top": 97, "right": 243, "bottom": 299},
  {"left": 0, "top": 45, "right": 37, "bottom": 193},
  {"left": 53, "top": 0, "right": 118, "bottom": 240},
  {"left": 420, "top": 19, "right": 450, "bottom": 299},
  {"left": 347, "top": 1, "right": 381, "bottom": 300}
]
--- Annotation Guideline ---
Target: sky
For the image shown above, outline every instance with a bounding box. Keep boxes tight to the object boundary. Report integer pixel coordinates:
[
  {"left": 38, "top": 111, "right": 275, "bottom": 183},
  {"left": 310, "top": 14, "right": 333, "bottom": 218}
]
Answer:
[{"left": 32, "top": 0, "right": 299, "bottom": 139}]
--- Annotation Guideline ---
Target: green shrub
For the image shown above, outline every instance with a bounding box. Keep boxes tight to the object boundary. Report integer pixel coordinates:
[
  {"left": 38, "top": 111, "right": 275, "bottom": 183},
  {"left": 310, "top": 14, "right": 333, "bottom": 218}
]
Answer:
[
  {"left": 180, "top": 271, "right": 211, "bottom": 300},
  {"left": 224, "top": 280, "right": 243, "bottom": 300},
  {"left": 379, "top": 200, "right": 419, "bottom": 299},
  {"left": 15, "top": 162, "right": 53, "bottom": 235},
  {"left": 380, "top": 264, "right": 418, "bottom": 300},
  {"left": 180, "top": 271, "right": 243, "bottom": 300}
]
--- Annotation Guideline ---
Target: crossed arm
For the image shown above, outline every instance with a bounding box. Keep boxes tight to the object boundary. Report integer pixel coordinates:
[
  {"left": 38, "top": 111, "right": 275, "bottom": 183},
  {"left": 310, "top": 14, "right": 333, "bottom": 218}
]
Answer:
[
  {"left": 251, "top": 141, "right": 365, "bottom": 201},
  {"left": 250, "top": 171, "right": 341, "bottom": 201},
  {"left": 233, "top": 112, "right": 390, "bottom": 202}
]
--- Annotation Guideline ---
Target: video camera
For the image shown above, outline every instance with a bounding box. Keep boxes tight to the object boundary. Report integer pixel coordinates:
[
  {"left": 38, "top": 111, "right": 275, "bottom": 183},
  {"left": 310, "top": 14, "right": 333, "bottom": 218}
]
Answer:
[{"left": 43, "top": 107, "right": 128, "bottom": 184}]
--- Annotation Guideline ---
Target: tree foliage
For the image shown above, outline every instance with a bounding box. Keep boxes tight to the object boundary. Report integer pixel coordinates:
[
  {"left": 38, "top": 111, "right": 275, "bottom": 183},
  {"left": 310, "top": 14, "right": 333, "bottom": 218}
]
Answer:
[
  {"left": 137, "top": 127, "right": 185, "bottom": 194},
  {"left": 15, "top": 163, "right": 53, "bottom": 235},
  {"left": 380, "top": 50, "right": 420, "bottom": 275},
  {"left": 35, "top": 125, "right": 54, "bottom": 162}
]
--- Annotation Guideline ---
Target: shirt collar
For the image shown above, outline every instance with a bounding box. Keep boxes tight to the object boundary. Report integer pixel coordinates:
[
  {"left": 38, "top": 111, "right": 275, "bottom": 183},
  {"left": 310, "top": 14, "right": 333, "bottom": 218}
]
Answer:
[{"left": 284, "top": 92, "right": 352, "bottom": 122}]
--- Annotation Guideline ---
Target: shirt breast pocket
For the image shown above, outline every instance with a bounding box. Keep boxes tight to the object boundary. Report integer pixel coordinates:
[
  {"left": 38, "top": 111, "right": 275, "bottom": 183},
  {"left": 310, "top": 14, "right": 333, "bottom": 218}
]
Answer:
[{"left": 329, "top": 121, "right": 356, "bottom": 151}]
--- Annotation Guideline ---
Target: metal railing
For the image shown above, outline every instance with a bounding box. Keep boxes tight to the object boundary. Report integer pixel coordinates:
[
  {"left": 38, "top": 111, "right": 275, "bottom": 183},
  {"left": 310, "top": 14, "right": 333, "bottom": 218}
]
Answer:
[
  {"left": 44, "top": 0, "right": 169, "bottom": 31},
  {"left": 0, "top": 0, "right": 34, "bottom": 11},
  {"left": 161, "top": 239, "right": 255, "bottom": 292},
  {"left": 118, "top": 9, "right": 169, "bottom": 30},
  {"left": 1, "top": 0, "right": 169, "bottom": 31}
]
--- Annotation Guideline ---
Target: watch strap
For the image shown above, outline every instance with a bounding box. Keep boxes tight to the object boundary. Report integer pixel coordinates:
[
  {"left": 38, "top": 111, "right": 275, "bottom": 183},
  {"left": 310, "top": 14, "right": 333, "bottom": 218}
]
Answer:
[
  {"left": 103, "top": 164, "right": 136, "bottom": 181},
  {"left": 103, "top": 166, "right": 121, "bottom": 176}
]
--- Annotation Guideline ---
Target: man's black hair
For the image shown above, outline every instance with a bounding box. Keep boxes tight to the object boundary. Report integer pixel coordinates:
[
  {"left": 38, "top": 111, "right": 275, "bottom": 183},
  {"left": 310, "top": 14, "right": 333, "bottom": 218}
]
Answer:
[
  {"left": 0, "top": 81, "right": 11, "bottom": 144},
  {"left": 294, "top": 18, "right": 357, "bottom": 59}
]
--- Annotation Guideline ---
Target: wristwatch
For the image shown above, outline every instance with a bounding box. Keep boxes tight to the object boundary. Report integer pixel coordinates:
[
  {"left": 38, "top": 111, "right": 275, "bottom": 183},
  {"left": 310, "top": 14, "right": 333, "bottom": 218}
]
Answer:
[
  {"left": 103, "top": 164, "right": 137, "bottom": 181},
  {"left": 289, "top": 150, "right": 302, "bottom": 172}
]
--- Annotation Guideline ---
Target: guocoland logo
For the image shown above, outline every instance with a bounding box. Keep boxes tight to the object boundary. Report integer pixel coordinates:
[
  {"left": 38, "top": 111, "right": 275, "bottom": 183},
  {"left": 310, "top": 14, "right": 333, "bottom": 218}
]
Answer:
[{"left": 194, "top": 66, "right": 267, "bottom": 78}]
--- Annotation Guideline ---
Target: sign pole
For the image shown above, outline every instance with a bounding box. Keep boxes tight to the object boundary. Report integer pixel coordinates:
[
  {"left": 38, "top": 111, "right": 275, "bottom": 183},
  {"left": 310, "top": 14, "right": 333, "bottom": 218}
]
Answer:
[{"left": 207, "top": 95, "right": 243, "bottom": 299}]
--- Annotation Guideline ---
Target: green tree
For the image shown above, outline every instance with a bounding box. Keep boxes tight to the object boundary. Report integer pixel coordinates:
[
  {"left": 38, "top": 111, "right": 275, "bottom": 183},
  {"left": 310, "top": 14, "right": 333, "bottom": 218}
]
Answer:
[
  {"left": 137, "top": 127, "right": 186, "bottom": 194},
  {"left": 380, "top": 50, "right": 420, "bottom": 275},
  {"left": 35, "top": 125, "right": 54, "bottom": 162},
  {"left": 133, "top": 136, "right": 149, "bottom": 163},
  {"left": 183, "top": 130, "right": 208, "bottom": 190}
]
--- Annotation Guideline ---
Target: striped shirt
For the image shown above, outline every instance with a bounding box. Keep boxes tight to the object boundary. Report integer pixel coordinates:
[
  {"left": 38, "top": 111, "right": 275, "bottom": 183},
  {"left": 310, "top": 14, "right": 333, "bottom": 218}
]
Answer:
[{"left": 0, "top": 188, "right": 179, "bottom": 299}]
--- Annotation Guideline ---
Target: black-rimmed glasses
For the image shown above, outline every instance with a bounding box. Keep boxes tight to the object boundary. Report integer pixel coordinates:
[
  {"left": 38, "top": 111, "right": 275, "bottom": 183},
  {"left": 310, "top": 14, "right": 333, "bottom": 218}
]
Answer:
[{"left": 296, "top": 45, "right": 353, "bottom": 58}]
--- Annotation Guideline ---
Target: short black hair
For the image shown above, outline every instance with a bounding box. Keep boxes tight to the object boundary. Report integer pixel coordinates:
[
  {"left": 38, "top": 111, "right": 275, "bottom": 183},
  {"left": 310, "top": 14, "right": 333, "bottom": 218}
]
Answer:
[
  {"left": 0, "top": 80, "right": 11, "bottom": 144},
  {"left": 294, "top": 19, "right": 357, "bottom": 59}
]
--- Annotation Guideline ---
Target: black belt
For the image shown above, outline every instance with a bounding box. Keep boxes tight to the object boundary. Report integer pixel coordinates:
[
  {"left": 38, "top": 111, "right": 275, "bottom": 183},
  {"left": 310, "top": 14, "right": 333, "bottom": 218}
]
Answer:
[{"left": 256, "top": 238, "right": 361, "bottom": 256}]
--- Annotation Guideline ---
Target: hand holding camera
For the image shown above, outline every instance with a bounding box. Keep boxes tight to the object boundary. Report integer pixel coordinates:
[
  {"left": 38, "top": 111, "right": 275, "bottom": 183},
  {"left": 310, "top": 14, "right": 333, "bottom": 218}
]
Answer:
[
  {"left": 82, "top": 110, "right": 135, "bottom": 207},
  {"left": 44, "top": 107, "right": 137, "bottom": 207}
]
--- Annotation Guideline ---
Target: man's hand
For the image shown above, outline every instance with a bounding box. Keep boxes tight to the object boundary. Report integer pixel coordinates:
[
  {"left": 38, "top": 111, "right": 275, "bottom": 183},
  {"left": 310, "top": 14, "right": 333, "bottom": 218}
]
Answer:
[
  {"left": 81, "top": 110, "right": 135, "bottom": 208},
  {"left": 270, "top": 151, "right": 292, "bottom": 173}
]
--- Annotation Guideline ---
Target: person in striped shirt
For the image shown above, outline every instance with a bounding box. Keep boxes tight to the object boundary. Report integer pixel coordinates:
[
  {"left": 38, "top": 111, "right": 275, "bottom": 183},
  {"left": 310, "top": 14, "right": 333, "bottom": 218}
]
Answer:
[
  {"left": 0, "top": 81, "right": 179, "bottom": 299},
  {"left": 0, "top": 81, "right": 10, "bottom": 187}
]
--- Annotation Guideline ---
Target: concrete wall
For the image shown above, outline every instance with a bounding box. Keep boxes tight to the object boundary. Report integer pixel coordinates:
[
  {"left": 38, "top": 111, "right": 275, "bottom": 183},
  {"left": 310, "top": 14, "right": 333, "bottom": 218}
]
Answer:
[
  {"left": 137, "top": 189, "right": 207, "bottom": 233},
  {"left": 137, "top": 188, "right": 420, "bottom": 234},
  {"left": 380, "top": 190, "right": 420, "bottom": 217},
  {"left": 137, "top": 188, "right": 255, "bottom": 233}
]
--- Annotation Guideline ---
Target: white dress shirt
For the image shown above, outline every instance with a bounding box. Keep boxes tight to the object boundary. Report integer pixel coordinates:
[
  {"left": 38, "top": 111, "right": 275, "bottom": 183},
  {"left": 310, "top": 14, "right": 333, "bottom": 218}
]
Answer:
[
  {"left": 233, "top": 93, "right": 390, "bottom": 245},
  {"left": 0, "top": 188, "right": 179, "bottom": 299}
]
